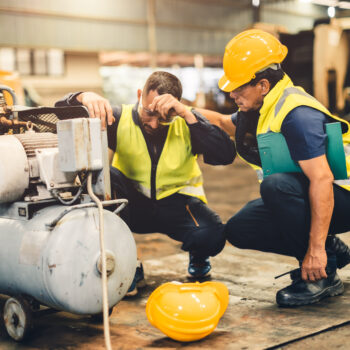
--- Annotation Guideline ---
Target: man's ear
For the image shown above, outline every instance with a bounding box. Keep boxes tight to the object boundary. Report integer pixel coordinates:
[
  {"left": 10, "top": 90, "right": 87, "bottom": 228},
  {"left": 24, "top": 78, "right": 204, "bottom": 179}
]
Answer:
[
  {"left": 137, "top": 89, "right": 142, "bottom": 101},
  {"left": 260, "top": 79, "right": 271, "bottom": 96}
]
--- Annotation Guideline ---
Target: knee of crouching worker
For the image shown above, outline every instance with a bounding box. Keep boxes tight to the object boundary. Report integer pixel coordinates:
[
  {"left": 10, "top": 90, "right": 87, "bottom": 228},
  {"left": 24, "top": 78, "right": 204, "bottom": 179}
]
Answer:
[
  {"left": 224, "top": 216, "right": 246, "bottom": 248},
  {"left": 197, "top": 223, "right": 226, "bottom": 257}
]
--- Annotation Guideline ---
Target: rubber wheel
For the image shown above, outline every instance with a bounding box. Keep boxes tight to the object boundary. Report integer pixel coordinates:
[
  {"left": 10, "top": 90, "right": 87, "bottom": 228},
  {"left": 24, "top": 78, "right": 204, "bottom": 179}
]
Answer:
[
  {"left": 3, "top": 296, "right": 33, "bottom": 341},
  {"left": 90, "top": 307, "right": 113, "bottom": 323}
]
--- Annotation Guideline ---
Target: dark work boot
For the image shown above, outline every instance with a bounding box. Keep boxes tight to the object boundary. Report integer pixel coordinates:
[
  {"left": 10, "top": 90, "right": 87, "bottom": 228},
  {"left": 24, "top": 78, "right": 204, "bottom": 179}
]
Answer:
[
  {"left": 125, "top": 261, "right": 146, "bottom": 297},
  {"left": 188, "top": 253, "right": 211, "bottom": 279},
  {"left": 276, "top": 266, "right": 344, "bottom": 307},
  {"left": 326, "top": 235, "right": 350, "bottom": 269}
]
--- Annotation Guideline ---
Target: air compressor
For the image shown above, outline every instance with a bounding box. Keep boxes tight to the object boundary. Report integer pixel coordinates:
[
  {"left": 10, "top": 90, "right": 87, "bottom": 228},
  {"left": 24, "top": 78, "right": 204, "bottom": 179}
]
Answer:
[{"left": 0, "top": 85, "right": 137, "bottom": 343}]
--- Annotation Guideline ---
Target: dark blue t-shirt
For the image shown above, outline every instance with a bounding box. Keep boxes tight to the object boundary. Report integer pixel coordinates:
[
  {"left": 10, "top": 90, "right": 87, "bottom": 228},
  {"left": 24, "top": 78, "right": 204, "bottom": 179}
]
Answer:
[{"left": 232, "top": 106, "right": 333, "bottom": 162}]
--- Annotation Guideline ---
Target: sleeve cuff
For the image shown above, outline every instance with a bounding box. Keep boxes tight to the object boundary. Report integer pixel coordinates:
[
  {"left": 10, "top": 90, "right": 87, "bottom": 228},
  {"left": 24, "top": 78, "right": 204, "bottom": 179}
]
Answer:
[
  {"left": 187, "top": 108, "right": 211, "bottom": 133},
  {"left": 67, "top": 92, "right": 83, "bottom": 106}
]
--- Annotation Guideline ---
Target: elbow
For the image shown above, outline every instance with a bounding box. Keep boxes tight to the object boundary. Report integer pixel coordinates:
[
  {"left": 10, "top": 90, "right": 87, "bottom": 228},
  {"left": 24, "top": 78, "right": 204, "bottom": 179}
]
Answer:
[
  {"left": 54, "top": 101, "right": 63, "bottom": 107},
  {"left": 202, "top": 149, "right": 236, "bottom": 166},
  {"left": 310, "top": 172, "right": 334, "bottom": 187},
  {"left": 226, "top": 148, "right": 237, "bottom": 165},
  {"left": 322, "top": 173, "right": 334, "bottom": 185},
  {"left": 319, "top": 168, "right": 335, "bottom": 183},
  {"left": 229, "top": 144, "right": 237, "bottom": 163},
  {"left": 219, "top": 147, "right": 237, "bottom": 165}
]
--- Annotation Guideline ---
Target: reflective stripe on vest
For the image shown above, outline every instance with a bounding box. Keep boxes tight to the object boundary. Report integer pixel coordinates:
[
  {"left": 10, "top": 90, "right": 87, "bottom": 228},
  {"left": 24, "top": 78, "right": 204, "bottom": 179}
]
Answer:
[
  {"left": 112, "top": 104, "right": 207, "bottom": 202},
  {"left": 269, "top": 87, "right": 318, "bottom": 131}
]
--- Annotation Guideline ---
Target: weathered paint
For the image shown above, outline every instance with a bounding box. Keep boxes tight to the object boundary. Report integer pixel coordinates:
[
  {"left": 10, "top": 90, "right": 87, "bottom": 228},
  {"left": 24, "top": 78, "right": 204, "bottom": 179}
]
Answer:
[
  {"left": 0, "top": 205, "right": 137, "bottom": 315},
  {"left": 0, "top": 135, "right": 29, "bottom": 203}
]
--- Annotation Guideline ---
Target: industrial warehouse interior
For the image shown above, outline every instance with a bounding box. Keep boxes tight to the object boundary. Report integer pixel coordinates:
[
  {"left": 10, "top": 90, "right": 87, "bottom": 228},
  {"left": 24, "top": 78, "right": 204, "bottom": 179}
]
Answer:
[{"left": 1, "top": 0, "right": 350, "bottom": 349}]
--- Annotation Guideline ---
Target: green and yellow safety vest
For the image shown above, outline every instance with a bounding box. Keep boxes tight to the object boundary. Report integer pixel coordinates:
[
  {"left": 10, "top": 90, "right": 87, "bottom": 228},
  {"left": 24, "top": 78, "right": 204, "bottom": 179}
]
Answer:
[
  {"left": 112, "top": 104, "right": 207, "bottom": 202},
  {"left": 240, "top": 74, "right": 350, "bottom": 191}
]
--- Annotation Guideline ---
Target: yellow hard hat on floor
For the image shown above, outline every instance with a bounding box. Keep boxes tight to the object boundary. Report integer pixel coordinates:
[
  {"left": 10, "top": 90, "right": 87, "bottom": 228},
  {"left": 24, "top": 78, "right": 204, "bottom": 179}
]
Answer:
[
  {"left": 146, "top": 281, "right": 229, "bottom": 342},
  {"left": 218, "top": 29, "right": 288, "bottom": 92}
]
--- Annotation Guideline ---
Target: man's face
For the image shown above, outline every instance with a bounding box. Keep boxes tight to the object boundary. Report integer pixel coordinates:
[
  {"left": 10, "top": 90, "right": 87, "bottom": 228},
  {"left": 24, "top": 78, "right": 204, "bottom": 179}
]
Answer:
[
  {"left": 138, "top": 89, "right": 166, "bottom": 136},
  {"left": 229, "top": 81, "right": 266, "bottom": 112}
]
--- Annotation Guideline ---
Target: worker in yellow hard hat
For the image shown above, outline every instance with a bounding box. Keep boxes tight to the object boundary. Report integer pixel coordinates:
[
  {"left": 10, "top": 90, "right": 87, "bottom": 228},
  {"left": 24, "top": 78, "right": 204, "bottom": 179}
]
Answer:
[{"left": 197, "top": 29, "right": 350, "bottom": 307}]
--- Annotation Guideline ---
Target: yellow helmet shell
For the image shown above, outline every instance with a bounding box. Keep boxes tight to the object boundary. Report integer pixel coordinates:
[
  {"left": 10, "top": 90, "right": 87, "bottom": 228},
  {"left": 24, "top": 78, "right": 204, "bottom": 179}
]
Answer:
[
  {"left": 146, "top": 281, "right": 229, "bottom": 342},
  {"left": 219, "top": 29, "right": 288, "bottom": 92}
]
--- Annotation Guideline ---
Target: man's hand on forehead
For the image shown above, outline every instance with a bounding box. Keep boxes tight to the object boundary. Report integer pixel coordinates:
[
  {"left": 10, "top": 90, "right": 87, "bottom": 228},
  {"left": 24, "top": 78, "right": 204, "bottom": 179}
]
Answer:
[
  {"left": 149, "top": 94, "right": 197, "bottom": 124},
  {"left": 148, "top": 94, "right": 184, "bottom": 119}
]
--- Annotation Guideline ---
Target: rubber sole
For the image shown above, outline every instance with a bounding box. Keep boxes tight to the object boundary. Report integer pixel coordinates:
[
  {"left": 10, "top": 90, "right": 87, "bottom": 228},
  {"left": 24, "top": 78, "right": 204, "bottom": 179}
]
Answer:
[
  {"left": 276, "top": 279, "right": 344, "bottom": 307},
  {"left": 187, "top": 272, "right": 211, "bottom": 281}
]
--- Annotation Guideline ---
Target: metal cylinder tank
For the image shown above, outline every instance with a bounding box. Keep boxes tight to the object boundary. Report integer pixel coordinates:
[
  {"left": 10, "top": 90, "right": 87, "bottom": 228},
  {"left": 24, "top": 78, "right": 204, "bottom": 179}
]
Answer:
[
  {"left": 0, "top": 133, "right": 59, "bottom": 203},
  {"left": 0, "top": 205, "right": 137, "bottom": 314},
  {"left": 0, "top": 135, "right": 29, "bottom": 203}
]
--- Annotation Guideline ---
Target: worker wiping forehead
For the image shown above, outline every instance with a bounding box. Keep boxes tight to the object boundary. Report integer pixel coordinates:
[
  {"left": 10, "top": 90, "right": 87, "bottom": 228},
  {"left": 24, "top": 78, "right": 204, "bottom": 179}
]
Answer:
[
  {"left": 136, "top": 73, "right": 199, "bottom": 136},
  {"left": 55, "top": 70, "right": 236, "bottom": 295}
]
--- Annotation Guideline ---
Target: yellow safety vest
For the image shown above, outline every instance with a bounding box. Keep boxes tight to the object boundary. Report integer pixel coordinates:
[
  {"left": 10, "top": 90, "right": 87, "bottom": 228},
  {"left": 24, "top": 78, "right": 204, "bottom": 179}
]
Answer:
[
  {"left": 241, "top": 74, "right": 350, "bottom": 191},
  {"left": 112, "top": 104, "right": 207, "bottom": 202}
]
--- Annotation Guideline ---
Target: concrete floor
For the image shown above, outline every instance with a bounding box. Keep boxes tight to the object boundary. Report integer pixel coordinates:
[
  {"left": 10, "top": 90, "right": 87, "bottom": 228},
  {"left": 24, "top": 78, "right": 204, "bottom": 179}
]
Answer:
[{"left": 1, "top": 159, "right": 350, "bottom": 349}]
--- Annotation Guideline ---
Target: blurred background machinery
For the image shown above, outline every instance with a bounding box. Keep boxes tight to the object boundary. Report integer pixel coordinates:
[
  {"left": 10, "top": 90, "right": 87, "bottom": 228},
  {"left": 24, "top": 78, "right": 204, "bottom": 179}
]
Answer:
[{"left": 1, "top": 0, "right": 350, "bottom": 117}]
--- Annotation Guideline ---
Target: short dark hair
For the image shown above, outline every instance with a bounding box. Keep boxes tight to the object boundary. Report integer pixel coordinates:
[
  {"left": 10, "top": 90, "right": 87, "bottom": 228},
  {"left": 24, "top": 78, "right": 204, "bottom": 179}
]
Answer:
[
  {"left": 248, "top": 67, "right": 285, "bottom": 89},
  {"left": 143, "top": 71, "right": 182, "bottom": 100}
]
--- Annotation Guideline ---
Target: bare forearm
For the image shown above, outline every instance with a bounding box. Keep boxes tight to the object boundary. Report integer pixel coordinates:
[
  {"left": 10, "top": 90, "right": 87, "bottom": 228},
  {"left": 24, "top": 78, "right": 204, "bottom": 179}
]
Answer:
[
  {"left": 299, "top": 155, "right": 334, "bottom": 280},
  {"left": 308, "top": 178, "right": 334, "bottom": 251}
]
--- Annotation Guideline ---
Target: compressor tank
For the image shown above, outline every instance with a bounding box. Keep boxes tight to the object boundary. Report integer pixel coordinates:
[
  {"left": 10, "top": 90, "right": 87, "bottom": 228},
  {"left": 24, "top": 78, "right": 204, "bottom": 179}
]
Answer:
[{"left": 0, "top": 204, "right": 137, "bottom": 314}]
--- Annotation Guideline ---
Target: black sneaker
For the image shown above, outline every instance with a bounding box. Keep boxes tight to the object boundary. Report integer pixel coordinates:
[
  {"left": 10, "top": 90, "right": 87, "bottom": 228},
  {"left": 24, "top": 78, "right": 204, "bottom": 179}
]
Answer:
[
  {"left": 188, "top": 253, "right": 211, "bottom": 279},
  {"left": 276, "top": 268, "right": 344, "bottom": 307},
  {"left": 326, "top": 235, "right": 350, "bottom": 269},
  {"left": 125, "top": 261, "right": 146, "bottom": 297}
]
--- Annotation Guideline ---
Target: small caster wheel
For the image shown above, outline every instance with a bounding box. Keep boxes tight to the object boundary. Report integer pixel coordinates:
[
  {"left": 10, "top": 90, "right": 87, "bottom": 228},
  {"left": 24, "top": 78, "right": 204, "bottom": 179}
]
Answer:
[
  {"left": 90, "top": 307, "right": 114, "bottom": 323},
  {"left": 3, "top": 296, "right": 33, "bottom": 341}
]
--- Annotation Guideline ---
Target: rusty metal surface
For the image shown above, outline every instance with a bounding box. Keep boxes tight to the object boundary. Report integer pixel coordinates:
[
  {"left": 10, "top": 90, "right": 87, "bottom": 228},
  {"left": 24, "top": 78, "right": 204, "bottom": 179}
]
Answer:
[
  {"left": 0, "top": 116, "right": 29, "bottom": 132},
  {"left": 0, "top": 159, "right": 349, "bottom": 349}
]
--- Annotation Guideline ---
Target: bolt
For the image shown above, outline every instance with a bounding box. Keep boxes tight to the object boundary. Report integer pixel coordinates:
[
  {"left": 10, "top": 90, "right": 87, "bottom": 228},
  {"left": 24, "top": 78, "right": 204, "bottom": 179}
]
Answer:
[{"left": 97, "top": 253, "right": 116, "bottom": 277}]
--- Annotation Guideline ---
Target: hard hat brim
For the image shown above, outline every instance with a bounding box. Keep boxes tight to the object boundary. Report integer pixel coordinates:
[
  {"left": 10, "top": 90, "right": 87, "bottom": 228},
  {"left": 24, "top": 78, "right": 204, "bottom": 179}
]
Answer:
[{"left": 218, "top": 74, "right": 237, "bottom": 93}]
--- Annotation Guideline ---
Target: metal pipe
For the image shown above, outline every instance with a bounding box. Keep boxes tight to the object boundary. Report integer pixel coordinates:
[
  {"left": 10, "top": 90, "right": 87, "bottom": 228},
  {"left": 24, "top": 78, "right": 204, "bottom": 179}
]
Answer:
[
  {"left": 0, "top": 85, "right": 18, "bottom": 106},
  {"left": 45, "top": 198, "right": 128, "bottom": 229},
  {"left": 87, "top": 173, "right": 112, "bottom": 350},
  {"left": 0, "top": 117, "right": 35, "bottom": 131}
]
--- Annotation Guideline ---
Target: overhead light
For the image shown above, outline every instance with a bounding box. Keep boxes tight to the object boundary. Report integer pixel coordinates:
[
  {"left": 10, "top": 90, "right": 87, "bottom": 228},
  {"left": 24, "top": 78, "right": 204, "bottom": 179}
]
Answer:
[
  {"left": 304, "top": 0, "right": 350, "bottom": 9},
  {"left": 252, "top": 0, "right": 260, "bottom": 7},
  {"left": 328, "top": 6, "right": 336, "bottom": 17}
]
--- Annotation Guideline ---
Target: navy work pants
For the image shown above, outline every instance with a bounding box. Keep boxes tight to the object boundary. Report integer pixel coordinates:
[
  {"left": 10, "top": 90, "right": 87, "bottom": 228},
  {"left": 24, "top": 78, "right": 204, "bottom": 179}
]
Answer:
[
  {"left": 110, "top": 167, "right": 225, "bottom": 258},
  {"left": 225, "top": 173, "right": 350, "bottom": 261}
]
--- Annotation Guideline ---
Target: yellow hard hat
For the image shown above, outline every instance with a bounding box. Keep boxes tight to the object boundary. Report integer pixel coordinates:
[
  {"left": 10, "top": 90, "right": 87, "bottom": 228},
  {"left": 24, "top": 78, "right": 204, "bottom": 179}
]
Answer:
[
  {"left": 218, "top": 29, "right": 288, "bottom": 92},
  {"left": 146, "top": 281, "right": 229, "bottom": 342}
]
